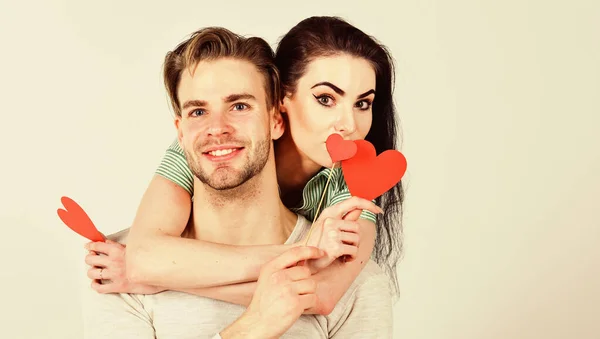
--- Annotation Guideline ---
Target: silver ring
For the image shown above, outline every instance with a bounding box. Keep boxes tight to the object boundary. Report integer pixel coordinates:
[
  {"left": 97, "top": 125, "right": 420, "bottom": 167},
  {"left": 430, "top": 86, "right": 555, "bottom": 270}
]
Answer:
[{"left": 99, "top": 268, "right": 104, "bottom": 280}]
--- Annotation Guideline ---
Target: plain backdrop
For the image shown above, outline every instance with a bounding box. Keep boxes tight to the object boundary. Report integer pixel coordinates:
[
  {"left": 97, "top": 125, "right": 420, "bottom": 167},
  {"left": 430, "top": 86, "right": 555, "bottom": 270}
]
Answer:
[{"left": 1, "top": 0, "right": 599, "bottom": 338}]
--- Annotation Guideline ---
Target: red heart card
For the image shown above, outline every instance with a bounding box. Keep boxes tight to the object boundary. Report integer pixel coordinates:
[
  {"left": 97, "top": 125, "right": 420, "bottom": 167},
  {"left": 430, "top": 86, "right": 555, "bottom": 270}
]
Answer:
[
  {"left": 57, "top": 196, "right": 105, "bottom": 242},
  {"left": 341, "top": 140, "right": 407, "bottom": 201},
  {"left": 326, "top": 133, "right": 357, "bottom": 163}
]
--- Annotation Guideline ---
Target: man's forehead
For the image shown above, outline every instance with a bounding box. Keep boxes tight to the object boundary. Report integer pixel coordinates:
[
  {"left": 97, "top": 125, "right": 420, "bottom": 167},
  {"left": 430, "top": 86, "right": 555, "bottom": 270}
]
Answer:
[{"left": 178, "top": 59, "right": 265, "bottom": 103}]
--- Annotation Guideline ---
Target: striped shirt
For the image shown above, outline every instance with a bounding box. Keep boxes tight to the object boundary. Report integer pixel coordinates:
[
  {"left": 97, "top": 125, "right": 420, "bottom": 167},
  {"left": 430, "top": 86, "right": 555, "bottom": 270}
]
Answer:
[{"left": 155, "top": 139, "right": 377, "bottom": 223}]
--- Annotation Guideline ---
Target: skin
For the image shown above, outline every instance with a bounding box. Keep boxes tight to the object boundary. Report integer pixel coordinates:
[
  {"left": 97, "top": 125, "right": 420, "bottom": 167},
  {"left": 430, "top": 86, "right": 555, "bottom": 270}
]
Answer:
[{"left": 86, "top": 53, "right": 381, "bottom": 316}]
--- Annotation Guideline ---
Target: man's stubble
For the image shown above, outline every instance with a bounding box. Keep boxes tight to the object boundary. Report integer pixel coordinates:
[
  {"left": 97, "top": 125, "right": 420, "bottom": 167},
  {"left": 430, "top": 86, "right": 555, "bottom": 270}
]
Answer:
[{"left": 184, "top": 133, "right": 271, "bottom": 204}]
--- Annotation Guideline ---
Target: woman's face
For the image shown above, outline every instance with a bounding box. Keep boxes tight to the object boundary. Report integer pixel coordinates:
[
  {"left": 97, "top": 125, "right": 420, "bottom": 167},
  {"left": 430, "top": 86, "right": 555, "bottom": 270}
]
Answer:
[{"left": 281, "top": 54, "right": 376, "bottom": 168}]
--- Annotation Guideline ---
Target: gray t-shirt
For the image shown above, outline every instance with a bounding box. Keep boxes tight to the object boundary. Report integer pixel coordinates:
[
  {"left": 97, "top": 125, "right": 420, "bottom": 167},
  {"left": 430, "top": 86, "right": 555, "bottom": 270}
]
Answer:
[{"left": 82, "top": 215, "right": 393, "bottom": 338}]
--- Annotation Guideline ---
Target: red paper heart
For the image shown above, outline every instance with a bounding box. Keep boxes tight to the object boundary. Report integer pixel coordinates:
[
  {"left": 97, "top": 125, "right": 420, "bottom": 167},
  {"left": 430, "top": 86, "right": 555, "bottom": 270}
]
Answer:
[
  {"left": 341, "top": 140, "right": 407, "bottom": 201},
  {"left": 326, "top": 133, "right": 357, "bottom": 162},
  {"left": 57, "top": 196, "right": 105, "bottom": 242}
]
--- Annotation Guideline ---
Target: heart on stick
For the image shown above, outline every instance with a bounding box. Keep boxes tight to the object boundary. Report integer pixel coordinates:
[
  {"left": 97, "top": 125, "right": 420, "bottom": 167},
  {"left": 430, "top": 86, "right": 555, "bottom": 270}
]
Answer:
[
  {"left": 341, "top": 140, "right": 407, "bottom": 201},
  {"left": 57, "top": 196, "right": 105, "bottom": 242},
  {"left": 326, "top": 133, "right": 357, "bottom": 163}
]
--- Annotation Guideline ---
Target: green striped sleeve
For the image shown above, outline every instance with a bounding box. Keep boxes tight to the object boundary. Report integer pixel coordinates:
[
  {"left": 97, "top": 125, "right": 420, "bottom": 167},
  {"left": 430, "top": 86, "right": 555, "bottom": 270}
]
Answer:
[
  {"left": 329, "top": 190, "right": 378, "bottom": 224},
  {"left": 155, "top": 139, "right": 194, "bottom": 196},
  {"left": 327, "top": 167, "right": 377, "bottom": 224}
]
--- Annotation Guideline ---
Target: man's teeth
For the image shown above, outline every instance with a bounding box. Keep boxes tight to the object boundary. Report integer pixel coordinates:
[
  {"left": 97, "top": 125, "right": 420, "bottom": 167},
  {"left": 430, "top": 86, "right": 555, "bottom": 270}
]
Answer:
[{"left": 209, "top": 149, "right": 236, "bottom": 157}]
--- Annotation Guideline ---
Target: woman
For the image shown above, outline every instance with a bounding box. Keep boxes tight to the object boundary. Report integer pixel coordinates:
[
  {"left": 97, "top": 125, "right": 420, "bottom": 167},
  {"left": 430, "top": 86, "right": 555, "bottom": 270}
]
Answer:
[{"left": 85, "top": 16, "right": 405, "bottom": 315}]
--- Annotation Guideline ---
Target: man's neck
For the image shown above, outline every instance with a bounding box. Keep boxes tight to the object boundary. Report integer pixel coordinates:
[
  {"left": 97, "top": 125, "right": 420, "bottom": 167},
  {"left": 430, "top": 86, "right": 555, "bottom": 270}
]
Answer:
[{"left": 190, "top": 164, "right": 297, "bottom": 246}]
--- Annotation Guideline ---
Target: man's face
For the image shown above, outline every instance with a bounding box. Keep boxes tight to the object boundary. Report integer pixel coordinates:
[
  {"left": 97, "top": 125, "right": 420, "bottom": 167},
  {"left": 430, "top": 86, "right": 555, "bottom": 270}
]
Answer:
[{"left": 175, "top": 58, "right": 283, "bottom": 190}]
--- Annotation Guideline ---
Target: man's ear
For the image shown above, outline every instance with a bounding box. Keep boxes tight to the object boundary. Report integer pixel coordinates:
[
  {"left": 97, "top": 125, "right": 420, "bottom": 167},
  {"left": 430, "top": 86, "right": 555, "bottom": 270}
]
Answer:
[
  {"left": 271, "top": 107, "right": 285, "bottom": 140},
  {"left": 174, "top": 116, "right": 184, "bottom": 147}
]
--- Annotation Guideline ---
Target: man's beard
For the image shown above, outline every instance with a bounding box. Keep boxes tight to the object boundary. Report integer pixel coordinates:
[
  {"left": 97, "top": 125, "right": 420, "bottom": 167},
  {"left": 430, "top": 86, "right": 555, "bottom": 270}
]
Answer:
[{"left": 185, "top": 135, "right": 271, "bottom": 191}]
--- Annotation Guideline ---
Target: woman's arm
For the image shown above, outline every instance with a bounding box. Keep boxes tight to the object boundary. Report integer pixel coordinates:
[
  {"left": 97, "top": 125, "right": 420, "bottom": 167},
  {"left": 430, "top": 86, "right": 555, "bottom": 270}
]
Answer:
[
  {"left": 169, "top": 204, "right": 377, "bottom": 316},
  {"left": 125, "top": 174, "right": 294, "bottom": 288},
  {"left": 88, "top": 186, "right": 375, "bottom": 315},
  {"left": 123, "top": 139, "right": 295, "bottom": 288}
]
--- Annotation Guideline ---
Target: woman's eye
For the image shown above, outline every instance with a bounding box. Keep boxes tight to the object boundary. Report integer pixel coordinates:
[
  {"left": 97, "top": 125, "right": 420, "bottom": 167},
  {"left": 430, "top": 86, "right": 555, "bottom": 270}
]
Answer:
[
  {"left": 356, "top": 100, "right": 372, "bottom": 110},
  {"left": 315, "top": 95, "right": 334, "bottom": 106}
]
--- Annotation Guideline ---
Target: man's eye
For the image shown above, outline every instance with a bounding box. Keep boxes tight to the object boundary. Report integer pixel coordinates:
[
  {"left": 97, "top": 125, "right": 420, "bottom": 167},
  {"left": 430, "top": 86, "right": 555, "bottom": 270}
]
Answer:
[
  {"left": 190, "top": 109, "right": 205, "bottom": 116},
  {"left": 233, "top": 103, "right": 248, "bottom": 111}
]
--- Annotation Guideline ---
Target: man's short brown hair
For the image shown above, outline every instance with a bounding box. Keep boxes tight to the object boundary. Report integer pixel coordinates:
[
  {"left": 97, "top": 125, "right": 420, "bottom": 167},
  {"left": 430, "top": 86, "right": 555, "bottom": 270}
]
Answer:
[{"left": 163, "top": 27, "right": 281, "bottom": 116}]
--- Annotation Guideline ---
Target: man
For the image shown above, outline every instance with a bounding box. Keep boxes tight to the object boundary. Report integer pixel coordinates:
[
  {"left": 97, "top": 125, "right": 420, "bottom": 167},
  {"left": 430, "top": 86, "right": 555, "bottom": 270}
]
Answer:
[{"left": 83, "top": 27, "right": 392, "bottom": 338}]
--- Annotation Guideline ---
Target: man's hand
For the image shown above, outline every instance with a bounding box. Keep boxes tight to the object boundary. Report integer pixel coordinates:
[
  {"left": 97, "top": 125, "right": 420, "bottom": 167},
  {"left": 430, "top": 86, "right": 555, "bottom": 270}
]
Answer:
[
  {"left": 84, "top": 240, "right": 165, "bottom": 295},
  {"left": 220, "top": 246, "right": 325, "bottom": 339},
  {"left": 303, "top": 196, "right": 382, "bottom": 272}
]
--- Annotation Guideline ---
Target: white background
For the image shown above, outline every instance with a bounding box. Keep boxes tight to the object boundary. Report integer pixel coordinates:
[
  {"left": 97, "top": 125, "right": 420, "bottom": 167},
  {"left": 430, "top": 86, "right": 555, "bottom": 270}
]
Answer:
[{"left": 1, "top": 0, "right": 599, "bottom": 338}]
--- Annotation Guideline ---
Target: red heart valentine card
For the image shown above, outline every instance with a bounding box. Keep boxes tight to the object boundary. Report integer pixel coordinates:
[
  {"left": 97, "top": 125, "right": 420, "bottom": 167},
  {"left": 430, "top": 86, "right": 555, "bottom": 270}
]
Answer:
[
  {"left": 326, "top": 133, "right": 357, "bottom": 162},
  {"left": 341, "top": 140, "right": 407, "bottom": 201},
  {"left": 57, "top": 196, "right": 105, "bottom": 242}
]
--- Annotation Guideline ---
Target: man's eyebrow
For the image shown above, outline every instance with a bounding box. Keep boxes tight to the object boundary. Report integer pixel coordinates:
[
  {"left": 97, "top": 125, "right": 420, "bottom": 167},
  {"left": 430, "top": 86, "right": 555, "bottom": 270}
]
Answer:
[
  {"left": 181, "top": 99, "right": 207, "bottom": 110},
  {"left": 311, "top": 82, "right": 345, "bottom": 96},
  {"left": 180, "top": 94, "right": 256, "bottom": 111},
  {"left": 224, "top": 93, "right": 256, "bottom": 103}
]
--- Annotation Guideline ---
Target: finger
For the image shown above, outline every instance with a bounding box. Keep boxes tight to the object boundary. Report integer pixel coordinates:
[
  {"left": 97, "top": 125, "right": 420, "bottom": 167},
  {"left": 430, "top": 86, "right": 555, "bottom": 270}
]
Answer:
[
  {"left": 340, "top": 232, "right": 360, "bottom": 246},
  {"left": 85, "top": 241, "right": 112, "bottom": 255},
  {"left": 298, "top": 294, "right": 318, "bottom": 311},
  {"left": 324, "top": 219, "right": 359, "bottom": 234},
  {"left": 320, "top": 196, "right": 382, "bottom": 220},
  {"left": 87, "top": 267, "right": 111, "bottom": 280},
  {"left": 91, "top": 280, "right": 116, "bottom": 294},
  {"left": 106, "top": 239, "right": 125, "bottom": 247},
  {"left": 342, "top": 209, "right": 362, "bottom": 222},
  {"left": 284, "top": 266, "right": 312, "bottom": 281},
  {"left": 84, "top": 252, "right": 109, "bottom": 267},
  {"left": 292, "top": 279, "right": 317, "bottom": 295},
  {"left": 339, "top": 244, "right": 358, "bottom": 259},
  {"left": 269, "top": 246, "right": 325, "bottom": 273}
]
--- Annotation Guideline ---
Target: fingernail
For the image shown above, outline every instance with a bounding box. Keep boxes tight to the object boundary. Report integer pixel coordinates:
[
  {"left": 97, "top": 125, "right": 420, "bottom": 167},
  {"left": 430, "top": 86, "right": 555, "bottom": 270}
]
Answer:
[{"left": 377, "top": 207, "right": 384, "bottom": 213}]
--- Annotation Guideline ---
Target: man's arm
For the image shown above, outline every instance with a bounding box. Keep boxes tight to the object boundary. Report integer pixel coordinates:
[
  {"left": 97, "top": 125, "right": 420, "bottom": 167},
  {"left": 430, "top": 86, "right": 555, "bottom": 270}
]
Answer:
[{"left": 219, "top": 246, "right": 325, "bottom": 339}]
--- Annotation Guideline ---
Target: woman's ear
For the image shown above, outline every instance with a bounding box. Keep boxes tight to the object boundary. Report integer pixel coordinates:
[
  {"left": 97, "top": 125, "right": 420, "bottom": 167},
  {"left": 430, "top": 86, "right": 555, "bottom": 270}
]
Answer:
[{"left": 280, "top": 95, "right": 290, "bottom": 114}]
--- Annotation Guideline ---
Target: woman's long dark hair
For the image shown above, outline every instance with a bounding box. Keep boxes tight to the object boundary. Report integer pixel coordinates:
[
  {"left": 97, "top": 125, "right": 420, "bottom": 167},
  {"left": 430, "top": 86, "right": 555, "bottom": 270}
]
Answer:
[{"left": 274, "top": 16, "right": 405, "bottom": 294}]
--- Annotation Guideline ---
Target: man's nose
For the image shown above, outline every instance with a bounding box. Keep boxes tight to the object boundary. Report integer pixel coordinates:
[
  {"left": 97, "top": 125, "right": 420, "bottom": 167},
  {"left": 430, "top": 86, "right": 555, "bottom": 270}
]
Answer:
[
  {"left": 205, "top": 112, "right": 233, "bottom": 137},
  {"left": 333, "top": 107, "right": 357, "bottom": 136}
]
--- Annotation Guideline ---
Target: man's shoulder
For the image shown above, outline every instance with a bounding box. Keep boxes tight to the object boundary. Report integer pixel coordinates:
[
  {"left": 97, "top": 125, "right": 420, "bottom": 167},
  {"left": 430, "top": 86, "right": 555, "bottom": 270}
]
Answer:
[
  {"left": 346, "top": 260, "right": 390, "bottom": 295},
  {"left": 326, "top": 260, "right": 391, "bottom": 317},
  {"left": 105, "top": 228, "right": 130, "bottom": 244},
  {"left": 284, "top": 213, "right": 310, "bottom": 244}
]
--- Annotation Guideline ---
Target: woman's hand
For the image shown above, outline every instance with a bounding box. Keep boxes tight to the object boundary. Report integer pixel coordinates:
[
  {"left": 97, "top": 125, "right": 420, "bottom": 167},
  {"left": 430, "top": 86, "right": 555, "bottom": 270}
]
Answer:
[
  {"left": 302, "top": 196, "right": 383, "bottom": 272},
  {"left": 84, "top": 240, "right": 165, "bottom": 295}
]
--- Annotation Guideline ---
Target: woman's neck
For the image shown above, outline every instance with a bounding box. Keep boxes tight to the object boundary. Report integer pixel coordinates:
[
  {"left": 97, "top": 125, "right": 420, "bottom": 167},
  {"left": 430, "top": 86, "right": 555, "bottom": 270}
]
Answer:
[{"left": 275, "top": 131, "right": 323, "bottom": 203}]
